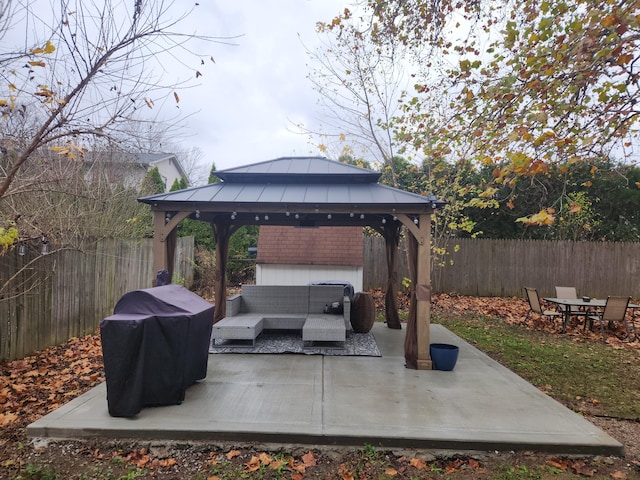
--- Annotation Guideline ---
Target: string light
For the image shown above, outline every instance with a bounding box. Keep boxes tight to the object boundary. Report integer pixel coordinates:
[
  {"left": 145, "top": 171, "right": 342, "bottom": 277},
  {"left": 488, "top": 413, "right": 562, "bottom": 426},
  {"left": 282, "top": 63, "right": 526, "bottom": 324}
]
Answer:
[
  {"left": 195, "top": 210, "right": 200, "bottom": 219},
  {"left": 41, "top": 237, "right": 49, "bottom": 255}
]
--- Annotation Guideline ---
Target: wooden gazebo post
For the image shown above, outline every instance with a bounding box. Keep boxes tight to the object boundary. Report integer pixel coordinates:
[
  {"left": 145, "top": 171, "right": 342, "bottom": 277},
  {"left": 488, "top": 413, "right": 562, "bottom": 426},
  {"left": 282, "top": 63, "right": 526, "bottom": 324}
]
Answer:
[{"left": 398, "top": 213, "right": 433, "bottom": 370}]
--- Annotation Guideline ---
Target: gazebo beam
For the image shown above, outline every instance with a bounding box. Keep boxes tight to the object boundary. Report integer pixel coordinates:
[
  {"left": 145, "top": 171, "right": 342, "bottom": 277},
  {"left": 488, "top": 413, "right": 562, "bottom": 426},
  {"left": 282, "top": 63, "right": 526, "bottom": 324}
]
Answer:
[{"left": 152, "top": 210, "right": 191, "bottom": 278}]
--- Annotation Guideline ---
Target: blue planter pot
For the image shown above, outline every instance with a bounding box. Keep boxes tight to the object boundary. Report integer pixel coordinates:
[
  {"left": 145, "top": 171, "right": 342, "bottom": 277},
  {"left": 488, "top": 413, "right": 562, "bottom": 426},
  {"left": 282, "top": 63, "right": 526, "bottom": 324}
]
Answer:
[{"left": 430, "top": 343, "right": 459, "bottom": 371}]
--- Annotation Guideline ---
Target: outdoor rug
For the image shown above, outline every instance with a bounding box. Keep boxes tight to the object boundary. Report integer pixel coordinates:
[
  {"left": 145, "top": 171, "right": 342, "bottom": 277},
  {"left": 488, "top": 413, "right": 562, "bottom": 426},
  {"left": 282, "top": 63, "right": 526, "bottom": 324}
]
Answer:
[{"left": 209, "top": 331, "right": 381, "bottom": 356}]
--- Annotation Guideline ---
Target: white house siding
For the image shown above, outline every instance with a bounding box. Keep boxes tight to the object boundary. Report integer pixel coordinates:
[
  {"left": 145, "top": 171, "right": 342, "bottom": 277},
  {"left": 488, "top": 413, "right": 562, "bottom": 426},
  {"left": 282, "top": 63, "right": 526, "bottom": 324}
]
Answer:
[
  {"left": 256, "top": 264, "right": 363, "bottom": 292},
  {"left": 152, "top": 158, "right": 183, "bottom": 191}
]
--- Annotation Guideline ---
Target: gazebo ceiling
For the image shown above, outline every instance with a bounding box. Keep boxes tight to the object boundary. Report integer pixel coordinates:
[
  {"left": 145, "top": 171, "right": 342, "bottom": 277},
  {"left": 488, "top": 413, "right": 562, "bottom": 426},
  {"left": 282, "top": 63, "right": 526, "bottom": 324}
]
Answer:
[{"left": 138, "top": 156, "right": 445, "bottom": 226}]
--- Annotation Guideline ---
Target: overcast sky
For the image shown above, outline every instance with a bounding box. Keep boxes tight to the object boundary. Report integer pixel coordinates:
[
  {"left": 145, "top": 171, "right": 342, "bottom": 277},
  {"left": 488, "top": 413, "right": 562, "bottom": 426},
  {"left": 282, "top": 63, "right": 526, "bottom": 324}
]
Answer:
[{"left": 169, "top": 0, "right": 350, "bottom": 176}]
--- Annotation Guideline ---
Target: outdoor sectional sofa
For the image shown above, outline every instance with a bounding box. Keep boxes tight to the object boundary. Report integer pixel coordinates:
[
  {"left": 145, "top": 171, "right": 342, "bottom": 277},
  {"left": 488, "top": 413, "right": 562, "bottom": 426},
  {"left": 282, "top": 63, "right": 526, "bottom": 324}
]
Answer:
[{"left": 210, "top": 284, "right": 351, "bottom": 347}]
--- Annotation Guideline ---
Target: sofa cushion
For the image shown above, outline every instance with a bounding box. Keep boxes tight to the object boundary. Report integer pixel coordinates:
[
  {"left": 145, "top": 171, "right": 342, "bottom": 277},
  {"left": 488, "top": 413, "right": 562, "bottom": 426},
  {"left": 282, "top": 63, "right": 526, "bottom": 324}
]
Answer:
[
  {"left": 240, "top": 285, "right": 309, "bottom": 314},
  {"left": 308, "top": 285, "right": 346, "bottom": 314}
]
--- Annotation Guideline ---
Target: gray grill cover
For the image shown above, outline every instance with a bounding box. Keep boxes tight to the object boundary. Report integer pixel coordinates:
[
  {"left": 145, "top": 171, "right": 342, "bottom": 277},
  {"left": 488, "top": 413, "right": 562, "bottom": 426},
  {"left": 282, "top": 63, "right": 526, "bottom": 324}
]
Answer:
[{"left": 100, "top": 285, "right": 214, "bottom": 417}]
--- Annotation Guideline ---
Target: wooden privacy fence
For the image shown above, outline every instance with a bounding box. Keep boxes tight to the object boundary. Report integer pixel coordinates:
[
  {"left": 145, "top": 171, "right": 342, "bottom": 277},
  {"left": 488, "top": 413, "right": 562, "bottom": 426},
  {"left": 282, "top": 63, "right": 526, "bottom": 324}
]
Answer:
[
  {"left": 0, "top": 237, "right": 194, "bottom": 361},
  {"left": 364, "top": 237, "right": 640, "bottom": 299}
]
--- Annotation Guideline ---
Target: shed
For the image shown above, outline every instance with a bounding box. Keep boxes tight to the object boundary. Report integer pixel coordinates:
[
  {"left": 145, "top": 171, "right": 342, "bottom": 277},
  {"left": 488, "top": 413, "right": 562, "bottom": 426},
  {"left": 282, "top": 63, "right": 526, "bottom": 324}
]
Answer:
[
  {"left": 138, "top": 156, "right": 445, "bottom": 369},
  {"left": 256, "top": 225, "right": 363, "bottom": 290}
]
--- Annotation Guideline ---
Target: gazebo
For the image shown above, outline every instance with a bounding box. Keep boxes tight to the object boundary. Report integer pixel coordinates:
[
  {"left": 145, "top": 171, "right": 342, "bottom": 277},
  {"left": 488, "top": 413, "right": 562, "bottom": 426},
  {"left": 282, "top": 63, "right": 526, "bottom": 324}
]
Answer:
[{"left": 138, "top": 156, "right": 445, "bottom": 369}]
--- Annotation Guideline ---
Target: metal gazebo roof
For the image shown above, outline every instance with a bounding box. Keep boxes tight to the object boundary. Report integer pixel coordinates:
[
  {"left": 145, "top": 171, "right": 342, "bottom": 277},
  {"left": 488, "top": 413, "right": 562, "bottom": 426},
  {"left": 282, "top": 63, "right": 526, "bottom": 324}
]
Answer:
[{"left": 138, "top": 156, "right": 445, "bottom": 225}]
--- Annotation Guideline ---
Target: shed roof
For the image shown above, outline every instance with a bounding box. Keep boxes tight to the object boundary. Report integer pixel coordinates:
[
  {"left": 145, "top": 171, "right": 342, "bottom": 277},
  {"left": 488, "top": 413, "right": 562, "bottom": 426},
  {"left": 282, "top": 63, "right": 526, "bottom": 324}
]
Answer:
[{"left": 258, "top": 226, "right": 363, "bottom": 266}]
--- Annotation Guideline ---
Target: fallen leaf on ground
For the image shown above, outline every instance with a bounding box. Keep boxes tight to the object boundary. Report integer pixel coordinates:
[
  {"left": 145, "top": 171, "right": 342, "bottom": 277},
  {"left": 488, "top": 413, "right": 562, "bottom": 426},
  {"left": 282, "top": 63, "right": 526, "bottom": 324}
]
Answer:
[
  {"left": 225, "top": 449, "right": 240, "bottom": 460},
  {"left": 302, "top": 450, "right": 316, "bottom": 466}
]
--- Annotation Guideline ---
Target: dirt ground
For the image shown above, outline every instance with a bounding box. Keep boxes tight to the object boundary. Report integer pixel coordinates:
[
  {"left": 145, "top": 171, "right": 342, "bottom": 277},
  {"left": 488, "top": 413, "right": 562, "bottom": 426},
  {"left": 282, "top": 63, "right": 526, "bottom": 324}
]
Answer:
[{"left": 1, "top": 292, "right": 639, "bottom": 479}]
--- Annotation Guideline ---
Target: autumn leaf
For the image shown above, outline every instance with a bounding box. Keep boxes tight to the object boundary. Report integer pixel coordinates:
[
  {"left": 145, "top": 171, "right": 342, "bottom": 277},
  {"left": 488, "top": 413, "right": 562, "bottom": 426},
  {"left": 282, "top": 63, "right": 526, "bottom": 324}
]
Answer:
[
  {"left": 225, "top": 449, "right": 240, "bottom": 460},
  {"left": 29, "top": 40, "right": 56, "bottom": 55},
  {"left": 600, "top": 14, "right": 617, "bottom": 28},
  {"left": 610, "top": 470, "right": 627, "bottom": 479},
  {"left": 11, "top": 383, "right": 27, "bottom": 394},
  {"left": 144, "top": 98, "right": 154, "bottom": 109},
  {"left": 445, "top": 459, "right": 463, "bottom": 474},
  {"left": 302, "top": 451, "right": 317, "bottom": 466},
  {"left": 341, "top": 471, "right": 354, "bottom": 480},
  {"left": 159, "top": 458, "right": 177, "bottom": 467},
  {"left": 136, "top": 454, "right": 150, "bottom": 468},
  {"left": 569, "top": 204, "right": 581, "bottom": 213},
  {"left": 291, "top": 474, "right": 303, "bottom": 480},
  {"left": 28, "top": 60, "right": 46, "bottom": 67},
  {"left": 244, "top": 455, "right": 261, "bottom": 472},
  {"left": 0, "top": 412, "right": 18, "bottom": 426},
  {"left": 384, "top": 466, "right": 398, "bottom": 476},
  {"left": 546, "top": 458, "right": 568, "bottom": 470},
  {"left": 258, "top": 452, "right": 272, "bottom": 465},
  {"left": 409, "top": 457, "right": 427, "bottom": 470},
  {"left": 269, "top": 457, "right": 287, "bottom": 470},
  {"left": 516, "top": 209, "right": 555, "bottom": 225},
  {"left": 173, "top": 91, "right": 180, "bottom": 103},
  {"left": 571, "top": 460, "right": 596, "bottom": 477}
]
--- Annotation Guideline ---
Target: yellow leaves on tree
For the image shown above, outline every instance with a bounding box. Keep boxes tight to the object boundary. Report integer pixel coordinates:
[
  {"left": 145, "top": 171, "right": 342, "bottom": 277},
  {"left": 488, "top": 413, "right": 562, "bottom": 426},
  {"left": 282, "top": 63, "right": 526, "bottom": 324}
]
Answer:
[
  {"left": 516, "top": 208, "right": 555, "bottom": 226},
  {"left": 29, "top": 40, "right": 56, "bottom": 55},
  {"left": 49, "top": 142, "right": 87, "bottom": 161},
  {"left": 0, "top": 220, "right": 19, "bottom": 253}
]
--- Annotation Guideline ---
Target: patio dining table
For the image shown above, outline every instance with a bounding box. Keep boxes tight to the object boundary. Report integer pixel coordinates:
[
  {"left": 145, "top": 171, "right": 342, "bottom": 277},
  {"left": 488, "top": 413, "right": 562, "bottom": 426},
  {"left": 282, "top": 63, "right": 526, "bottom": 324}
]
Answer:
[{"left": 544, "top": 297, "right": 639, "bottom": 338}]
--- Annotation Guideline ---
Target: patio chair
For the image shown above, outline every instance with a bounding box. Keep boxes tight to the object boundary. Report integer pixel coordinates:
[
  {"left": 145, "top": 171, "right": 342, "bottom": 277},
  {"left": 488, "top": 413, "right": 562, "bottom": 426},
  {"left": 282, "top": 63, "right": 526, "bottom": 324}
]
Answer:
[
  {"left": 587, "top": 296, "right": 631, "bottom": 342},
  {"left": 554, "top": 286, "right": 587, "bottom": 327},
  {"left": 524, "top": 287, "right": 562, "bottom": 329}
]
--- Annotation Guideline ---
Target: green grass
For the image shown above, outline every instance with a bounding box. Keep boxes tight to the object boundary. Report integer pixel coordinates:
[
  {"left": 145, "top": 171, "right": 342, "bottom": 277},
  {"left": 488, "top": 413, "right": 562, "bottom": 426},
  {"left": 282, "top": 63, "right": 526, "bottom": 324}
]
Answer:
[{"left": 435, "top": 314, "right": 640, "bottom": 419}]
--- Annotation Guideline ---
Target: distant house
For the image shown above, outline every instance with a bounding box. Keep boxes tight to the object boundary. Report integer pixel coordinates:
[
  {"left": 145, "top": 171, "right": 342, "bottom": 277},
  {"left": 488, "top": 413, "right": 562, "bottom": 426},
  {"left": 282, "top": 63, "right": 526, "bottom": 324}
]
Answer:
[
  {"left": 84, "top": 152, "right": 188, "bottom": 192},
  {"left": 256, "top": 225, "right": 364, "bottom": 291}
]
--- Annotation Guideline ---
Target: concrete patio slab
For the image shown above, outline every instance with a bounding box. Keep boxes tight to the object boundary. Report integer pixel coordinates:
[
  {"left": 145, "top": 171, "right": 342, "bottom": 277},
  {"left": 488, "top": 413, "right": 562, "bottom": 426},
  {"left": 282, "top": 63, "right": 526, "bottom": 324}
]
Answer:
[{"left": 27, "top": 324, "right": 623, "bottom": 455}]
